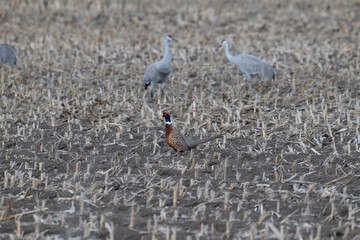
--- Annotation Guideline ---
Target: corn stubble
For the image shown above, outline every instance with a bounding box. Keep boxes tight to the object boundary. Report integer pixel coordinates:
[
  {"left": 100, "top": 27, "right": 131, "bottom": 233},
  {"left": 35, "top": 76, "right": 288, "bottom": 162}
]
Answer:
[{"left": 0, "top": 0, "right": 360, "bottom": 239}]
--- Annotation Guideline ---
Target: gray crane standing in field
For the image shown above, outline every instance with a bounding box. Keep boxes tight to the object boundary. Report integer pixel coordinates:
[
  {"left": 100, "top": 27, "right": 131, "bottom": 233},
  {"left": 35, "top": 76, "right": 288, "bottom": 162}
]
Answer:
[
  {"left": 217, "top": 40, "right": 274, "bottom": 88},
  {"left": 0, "top": 44, "right": 16, "bottom": 66},
  {"left": 142, "top": 34, "right": 177, "bottom": 98}
]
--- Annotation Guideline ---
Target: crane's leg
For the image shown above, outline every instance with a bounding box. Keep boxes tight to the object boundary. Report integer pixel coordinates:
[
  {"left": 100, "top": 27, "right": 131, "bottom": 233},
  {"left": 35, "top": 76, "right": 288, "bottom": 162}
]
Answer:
[
  {"left": 267, "top": 76, "right": 272, "bottom": 87},
  {"left": 272, "top": 73, "right": 276, "bottom": 82},
  {"left": 150, "top": 81, "right": 155, "bottom": 98},
  {"left": 161, "top": 82, "right": 165, "bottom": 97},
  {"left": 244, "top": 73, "right": 254, "bottom": 89},
  {"left": 266, "top": 72, "right": 275, "bottom": 87}
]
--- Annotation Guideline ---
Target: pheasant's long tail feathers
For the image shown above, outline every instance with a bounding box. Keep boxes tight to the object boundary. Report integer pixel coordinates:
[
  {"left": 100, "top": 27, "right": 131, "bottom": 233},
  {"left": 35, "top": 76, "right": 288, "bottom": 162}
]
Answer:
[{"left": 189, "top": 134, "right": 224, "bottom": 149}]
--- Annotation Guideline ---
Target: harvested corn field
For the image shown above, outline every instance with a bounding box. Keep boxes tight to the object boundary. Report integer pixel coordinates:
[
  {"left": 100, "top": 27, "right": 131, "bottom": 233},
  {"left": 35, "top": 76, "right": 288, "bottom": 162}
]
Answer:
[{"left": 1, "top": 0, "right": 360, "bottom": 239}]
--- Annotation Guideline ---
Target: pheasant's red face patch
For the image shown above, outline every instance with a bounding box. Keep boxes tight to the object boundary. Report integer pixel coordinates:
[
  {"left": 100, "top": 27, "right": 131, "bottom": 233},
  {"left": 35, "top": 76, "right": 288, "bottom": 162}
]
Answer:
[{"left": 163, "top": 112, "right": 169, "bottom": 117}]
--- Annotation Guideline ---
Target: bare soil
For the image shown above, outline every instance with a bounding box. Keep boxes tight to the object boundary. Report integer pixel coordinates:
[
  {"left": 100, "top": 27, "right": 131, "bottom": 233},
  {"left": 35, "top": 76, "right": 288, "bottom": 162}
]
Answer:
[{"left": 1, "top": 0, "right": 360, "bottom": 239}]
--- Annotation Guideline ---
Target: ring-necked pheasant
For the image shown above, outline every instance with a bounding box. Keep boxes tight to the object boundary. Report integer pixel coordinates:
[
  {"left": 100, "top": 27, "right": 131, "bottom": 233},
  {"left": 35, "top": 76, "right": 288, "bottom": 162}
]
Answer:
[{"left": 163, "top": 112, "right": 223, "bottom": 152}]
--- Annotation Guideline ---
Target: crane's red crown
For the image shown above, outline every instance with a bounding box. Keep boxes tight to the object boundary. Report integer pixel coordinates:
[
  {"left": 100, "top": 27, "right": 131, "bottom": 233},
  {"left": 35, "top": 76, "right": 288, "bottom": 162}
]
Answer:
[
  {"left": 163, "top": 112, "right": 169, "bottom": 117},
  {"left": 222, "top": 39, "right": 226, "bottom": 43},
  {"left": 168, "top": 35, "right": 172, "bottom": 38}
]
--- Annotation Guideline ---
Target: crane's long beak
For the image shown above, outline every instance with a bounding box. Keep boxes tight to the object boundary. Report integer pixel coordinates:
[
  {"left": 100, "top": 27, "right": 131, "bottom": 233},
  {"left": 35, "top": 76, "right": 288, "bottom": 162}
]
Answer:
[
  {"left": 216, "top": 44, "right": 222, "bottom": 51},
  {"left": 171, "top": 37, "right": 178, "bottom": 42}
]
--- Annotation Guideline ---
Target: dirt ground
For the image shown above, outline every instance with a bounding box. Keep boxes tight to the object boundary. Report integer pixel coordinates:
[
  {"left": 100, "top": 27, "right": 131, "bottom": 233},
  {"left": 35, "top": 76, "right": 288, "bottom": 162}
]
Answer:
[{"left": 1, "top": 0, "right": 360, "bottom": 239}]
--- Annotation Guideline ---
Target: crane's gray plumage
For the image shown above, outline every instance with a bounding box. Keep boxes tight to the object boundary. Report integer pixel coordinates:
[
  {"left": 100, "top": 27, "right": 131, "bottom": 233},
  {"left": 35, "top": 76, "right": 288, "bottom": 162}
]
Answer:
[
  {"left": 0, "top": 44, "right": 16, "bottom": 66},
  {"left": 218, "top": 40, "right": 274, "bottom": 87},
  {"left": 142, "top": 34, "right": 176, "bottom": 98}
]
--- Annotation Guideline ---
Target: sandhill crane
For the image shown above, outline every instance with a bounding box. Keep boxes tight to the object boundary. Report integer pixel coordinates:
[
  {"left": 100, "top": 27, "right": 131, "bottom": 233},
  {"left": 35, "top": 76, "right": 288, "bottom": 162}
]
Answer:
[
  {"left": 0, "top": 44, "right": 16, "bottom": 66},
  {"left": 217, "top": 40, "right": 274, "bottom": 88},
  {"left": 142, "top": 34, "right": 176, "bottom": 98}
]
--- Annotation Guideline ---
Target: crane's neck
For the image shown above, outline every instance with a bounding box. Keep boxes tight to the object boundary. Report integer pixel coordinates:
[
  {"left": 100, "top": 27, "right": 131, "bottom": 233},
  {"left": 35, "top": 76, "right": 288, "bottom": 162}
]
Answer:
[
  {"left": 161, "top": 37, "right": 171, "bottom": 63},
  {"left": 224, "top": 42, "right": 233, "bottom": 62}
]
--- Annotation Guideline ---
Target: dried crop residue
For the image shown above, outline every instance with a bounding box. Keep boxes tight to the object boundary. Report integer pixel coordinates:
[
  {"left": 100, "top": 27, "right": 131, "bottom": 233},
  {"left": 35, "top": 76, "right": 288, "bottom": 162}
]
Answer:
[{"left": 1, "top": 0, "right": 360, "bottom": 239}]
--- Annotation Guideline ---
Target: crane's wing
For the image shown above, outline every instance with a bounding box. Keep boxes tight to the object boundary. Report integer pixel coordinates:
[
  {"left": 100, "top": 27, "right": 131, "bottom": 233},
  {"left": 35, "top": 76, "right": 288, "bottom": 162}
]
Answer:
[
  {"left": 235, "top": 54, "right": 274, "bottom": 79},
  {"left": 142, "top": 62, "right": 158, "bottom": 89},
  {"left": 0, "top": 44, "right": 16, "bottom": 66},
  {"left": 157, "top": 62, "right": 171, "bottom": 76}
]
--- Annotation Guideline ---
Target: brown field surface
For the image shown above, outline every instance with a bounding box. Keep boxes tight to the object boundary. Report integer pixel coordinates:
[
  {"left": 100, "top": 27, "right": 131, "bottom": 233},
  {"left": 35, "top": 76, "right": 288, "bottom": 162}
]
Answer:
[{"left": 1, "top": 0, "right": 360, "bottom": 239}]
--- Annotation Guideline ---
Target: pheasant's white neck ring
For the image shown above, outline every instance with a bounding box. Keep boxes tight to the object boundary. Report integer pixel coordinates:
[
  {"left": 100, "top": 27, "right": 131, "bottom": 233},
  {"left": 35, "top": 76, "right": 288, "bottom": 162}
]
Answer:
[{"left": 166, "top": 121, "right": 172, "bottom": 125}]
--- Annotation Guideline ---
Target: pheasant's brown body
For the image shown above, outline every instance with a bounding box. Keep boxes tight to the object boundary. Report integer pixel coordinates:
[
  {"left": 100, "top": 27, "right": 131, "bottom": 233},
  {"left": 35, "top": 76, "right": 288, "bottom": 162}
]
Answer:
[
  {"left": 165, "top": 124, "right": 191, "bottom": 152},
  {"left": 163, "top": 112, "right": 223, "bottom": 152}
]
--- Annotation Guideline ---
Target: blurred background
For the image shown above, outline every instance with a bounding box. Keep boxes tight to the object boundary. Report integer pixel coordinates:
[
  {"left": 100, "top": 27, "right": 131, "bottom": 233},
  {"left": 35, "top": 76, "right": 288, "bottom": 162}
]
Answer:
[{"left": 0, "top": 0, "right": 360, "bottom": 239}]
